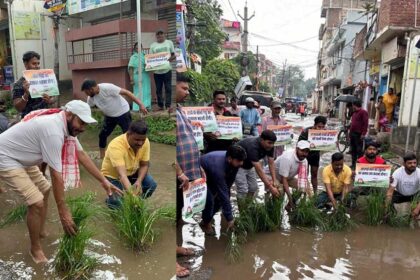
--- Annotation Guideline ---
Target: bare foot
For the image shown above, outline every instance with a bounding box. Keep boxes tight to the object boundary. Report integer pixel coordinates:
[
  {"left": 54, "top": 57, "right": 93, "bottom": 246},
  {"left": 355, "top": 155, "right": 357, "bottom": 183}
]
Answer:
[
  {"left": 29, "top": 249, "right": 48, "bottom": 264},
  {"left": 176, "top": 262, "right": 190, "bottom": 278},
  {"left": 39, "top": 231, "right": 49, "bottom": 239},
  {"left": 176, "top": 246, "right": 195, "bottom": 257}
]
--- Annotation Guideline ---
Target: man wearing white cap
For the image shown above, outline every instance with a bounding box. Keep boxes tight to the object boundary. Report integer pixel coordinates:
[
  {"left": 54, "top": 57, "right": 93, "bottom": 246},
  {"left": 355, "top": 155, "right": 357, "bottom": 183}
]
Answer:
[
  {"left": 240, "top": 97, "right": 261, "bottom": 137},
  {"left": 0, "top": 100, "right": 122, "bottom": 264},
  {"left": 266, "top": 140, "right": 311, "bottom": 209}
]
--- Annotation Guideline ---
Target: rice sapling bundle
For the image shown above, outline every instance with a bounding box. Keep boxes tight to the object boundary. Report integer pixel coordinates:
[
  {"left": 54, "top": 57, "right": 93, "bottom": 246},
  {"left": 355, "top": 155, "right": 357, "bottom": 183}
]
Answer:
[
  {"left": 364, "top": 189, "right": 387, "bottom": 226},
  {"left": 325, "top": 203, "right": 357, "bottom": 231},
  {"left": 112, "top": 193, "right": 168, "bottom": 251},
  {"left": 0, "top": 205, "right": 27, "bottom": 228},
  {"left": 289, "top": 195, "right": 327, "bottom": 230},
  {"left": 386, "top": 194, "right": 420, "bottom": 228},
  {"left": 225, "top": 215, "right": 249, "bottom": 264},
  {"left": 54, "top": 192, "right": 100, "bottom": 280},
  {"left": 265, "top": 195, "right": 285, "bottom": 230}
]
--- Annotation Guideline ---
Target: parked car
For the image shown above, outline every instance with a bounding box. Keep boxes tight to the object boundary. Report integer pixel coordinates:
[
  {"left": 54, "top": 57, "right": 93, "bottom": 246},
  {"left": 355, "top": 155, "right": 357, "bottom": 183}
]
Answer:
[{"left": 238, "top": 91, "right": 273, "bottom": 107}]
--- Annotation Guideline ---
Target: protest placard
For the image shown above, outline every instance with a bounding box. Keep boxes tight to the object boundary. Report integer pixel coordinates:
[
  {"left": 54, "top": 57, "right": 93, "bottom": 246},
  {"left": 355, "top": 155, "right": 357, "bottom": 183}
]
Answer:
[
  {"left": 182, "top": 107, "right": 218, "bottom": 132},
  {"left": 267, "top": 125, "right": 293, "bottom": 146},
  {"left": 182, "top": 178, "right": 207, "bottom": 220},
  {"left": 191, "top": 122, "right": 204, "bottom": 150},
  {"left": 23, "top": 69, "right": 59, "bottom": 98},
  {"left": 308, "top": 129, "right": 338, "bottom": 151},
  {"left": 216, "top": 116, "right": 242, "bottom": 139},
  {"left": 354, "top": 164, "right": 391, "bottom": 188},
  {"left": 144, "top": 52, "right": 171, "bottom": 72}
]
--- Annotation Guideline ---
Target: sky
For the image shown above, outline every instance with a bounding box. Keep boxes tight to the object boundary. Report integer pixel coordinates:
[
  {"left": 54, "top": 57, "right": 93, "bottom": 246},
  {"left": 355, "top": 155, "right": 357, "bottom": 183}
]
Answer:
[{"left": 216, "top": 0, "right": 323, "bottom": 79}]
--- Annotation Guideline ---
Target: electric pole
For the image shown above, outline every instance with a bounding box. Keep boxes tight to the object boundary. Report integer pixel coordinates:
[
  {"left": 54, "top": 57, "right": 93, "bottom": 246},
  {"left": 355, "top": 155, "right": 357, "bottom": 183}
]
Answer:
[
  {"left": 238, "top": 1, "right": 254, "bottom": 76},
  {"left": 255, "top": 45, "right": 259, "bottom": 91}
]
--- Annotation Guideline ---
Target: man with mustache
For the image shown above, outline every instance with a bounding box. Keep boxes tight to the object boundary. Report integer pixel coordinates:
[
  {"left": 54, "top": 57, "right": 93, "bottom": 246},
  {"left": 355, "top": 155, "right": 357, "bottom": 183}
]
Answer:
[
  {"left": 101, "top": 120, "right": 157, "bottom": 208},
  {"left": 0, "top": 100, "right": 122, "bottom": 264}
]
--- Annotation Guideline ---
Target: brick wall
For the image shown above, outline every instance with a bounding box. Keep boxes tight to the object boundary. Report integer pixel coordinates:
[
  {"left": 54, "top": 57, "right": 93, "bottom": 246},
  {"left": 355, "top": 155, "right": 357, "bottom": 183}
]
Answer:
[
  {"left": 353, "top": 25, "right": 367, "bottom": 58},
  {"left": 322, "top": 0, "right": 375, "bottom": 9},
  {"left": 378, "top": 0, "right": 420, "bottom": 32},
  {"left": 326, "top": 8, "right": 342, "bottom": 28}
]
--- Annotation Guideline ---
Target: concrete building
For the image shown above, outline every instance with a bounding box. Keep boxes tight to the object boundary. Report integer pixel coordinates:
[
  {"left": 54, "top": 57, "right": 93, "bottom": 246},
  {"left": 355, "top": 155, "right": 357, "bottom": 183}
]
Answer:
[
  {"left": 353, "top": 0, "right": 420, "bottom": 156},
  {"left": 219, "top": 18, "right": 241, "bottom": 60}
]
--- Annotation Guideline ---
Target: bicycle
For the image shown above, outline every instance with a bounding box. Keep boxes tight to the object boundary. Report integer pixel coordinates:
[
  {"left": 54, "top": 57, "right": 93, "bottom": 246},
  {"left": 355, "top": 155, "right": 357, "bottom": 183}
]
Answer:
[{"left": 337, "top": 124, "right": 350, "bottom": 153}]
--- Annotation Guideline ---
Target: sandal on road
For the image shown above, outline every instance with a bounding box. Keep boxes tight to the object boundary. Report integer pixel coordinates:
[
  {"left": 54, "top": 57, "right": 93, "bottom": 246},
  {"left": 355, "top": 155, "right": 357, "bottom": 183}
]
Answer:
[
  {"left": 176, "top": 247, "right": 195, "bottom": 257},
  {"left": 176, "top": 262, "right": 190, "bottom": 278}
]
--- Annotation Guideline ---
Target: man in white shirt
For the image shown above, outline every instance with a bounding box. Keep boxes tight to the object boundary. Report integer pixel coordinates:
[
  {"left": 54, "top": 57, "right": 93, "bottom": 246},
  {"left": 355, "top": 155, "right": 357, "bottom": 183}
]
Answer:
[
  {"left": 81, "top": 79, "right": 147, "bottom": 158},
  {"left": 0, "top": 100, "right": 122, "bottom": 264},
  {"left": 387, "top": 153, "right": 420, "bottom": 218}
]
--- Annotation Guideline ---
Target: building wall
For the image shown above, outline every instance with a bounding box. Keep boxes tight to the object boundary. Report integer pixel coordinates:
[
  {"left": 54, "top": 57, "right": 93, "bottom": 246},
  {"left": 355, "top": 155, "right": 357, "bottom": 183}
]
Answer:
[{"left": 378, "top": 0, "right": 420, "bottom": 32}]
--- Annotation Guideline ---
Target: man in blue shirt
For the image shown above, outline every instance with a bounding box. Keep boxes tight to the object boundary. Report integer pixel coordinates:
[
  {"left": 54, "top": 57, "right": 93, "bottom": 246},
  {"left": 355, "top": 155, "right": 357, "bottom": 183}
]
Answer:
[
  {"left": 240, "top": 97, "right": 261, "bottom": 137},
  {"left": 199, "top": 145, "right": 247, "bottom": 235}
]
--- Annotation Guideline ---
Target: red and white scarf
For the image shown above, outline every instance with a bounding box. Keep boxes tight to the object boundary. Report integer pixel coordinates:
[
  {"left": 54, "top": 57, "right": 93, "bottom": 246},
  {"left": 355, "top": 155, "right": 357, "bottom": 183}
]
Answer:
[
  {"left": 22, "top": 109, "right": 81, "bottom": 190},
  {"left": 297, "top": 161, "right": 308, "bottom": 191}
]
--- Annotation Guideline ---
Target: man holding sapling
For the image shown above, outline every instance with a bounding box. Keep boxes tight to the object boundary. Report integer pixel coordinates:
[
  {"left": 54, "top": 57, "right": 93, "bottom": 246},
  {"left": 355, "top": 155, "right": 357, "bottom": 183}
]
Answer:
[
  {"left": 298, "top": 115, "right": 328, "bottom": 193},
  {"left": 102, "top": 120, "right": 157, "bottom": 208},
  {"left": 199, "top": 145, "right": 247, "bottom": 235},
  {"left": 386, "top": 153, "right": 420, "bottom": 218},
  {"left": 235, "top": 130, "right": 280, "bottom": 199},
  {"left": 266, "top": 140, "right": 312, "bottom": 209},
  {"left": 0, "top": 100, "right": 122, "bottom": 264},
  {"left": 317, "top": 152, "right": 356, "bottom": 209}
]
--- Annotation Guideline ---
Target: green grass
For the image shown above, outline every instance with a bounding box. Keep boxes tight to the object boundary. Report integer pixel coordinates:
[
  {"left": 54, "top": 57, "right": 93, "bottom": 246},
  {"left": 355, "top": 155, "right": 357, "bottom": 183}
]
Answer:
[
  {"left": 289, "top": 194, "right": 327, "bottom": 230},
  {"left": 324, "top": 203, "right": 357, "bottom": 232},
  {"left": 54, "top": 192, "right": 100, "bottom": 280},
  {"left": 0, "top": 205, "right": 27, "bottom": 228},
  {"left": 111, "top": 193, "right": 171, "bottom": 251},
  {"left": 386, "top": 194, "right": 420, "bottom": 228},
  {"left": 364, "top": 190, "right": 387, "bottom": 226}
]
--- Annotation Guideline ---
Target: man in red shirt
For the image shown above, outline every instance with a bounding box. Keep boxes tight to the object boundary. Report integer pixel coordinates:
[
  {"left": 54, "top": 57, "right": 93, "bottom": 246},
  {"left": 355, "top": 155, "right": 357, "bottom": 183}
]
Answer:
[
  {"left": 357, "top": 141, "right": 386, "bottom": 164},
  {"left": 349, "top": 99, "right": 369, "bottom": 169}
]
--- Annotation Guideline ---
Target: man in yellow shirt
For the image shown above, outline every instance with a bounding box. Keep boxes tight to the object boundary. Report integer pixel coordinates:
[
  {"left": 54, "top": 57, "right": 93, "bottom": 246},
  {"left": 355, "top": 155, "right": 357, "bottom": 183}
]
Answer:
[
  {"left": 382, "top": 88, "right": 398, "bottom": 122},
  {"left": 102, "top": 120, "right": 157, "bottom": 207},
  {"left": 317, "top": 152, "right": 354, "bottom": 209}
]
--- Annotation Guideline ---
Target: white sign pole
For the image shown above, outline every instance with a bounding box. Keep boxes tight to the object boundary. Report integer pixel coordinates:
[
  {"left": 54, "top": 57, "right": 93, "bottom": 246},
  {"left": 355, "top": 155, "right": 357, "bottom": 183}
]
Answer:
[{"left": 136, "top": 0, "right": 143, "bottom": 111}]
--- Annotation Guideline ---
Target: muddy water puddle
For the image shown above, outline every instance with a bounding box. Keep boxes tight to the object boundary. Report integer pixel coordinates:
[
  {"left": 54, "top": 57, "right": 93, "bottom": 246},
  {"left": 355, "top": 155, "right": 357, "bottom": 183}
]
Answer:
[
  {"left": 0, "top": 141, "right": 175, "bottom": 279},
  {"left": 178, "top": 114, "right": 420, "bottom": 280}
]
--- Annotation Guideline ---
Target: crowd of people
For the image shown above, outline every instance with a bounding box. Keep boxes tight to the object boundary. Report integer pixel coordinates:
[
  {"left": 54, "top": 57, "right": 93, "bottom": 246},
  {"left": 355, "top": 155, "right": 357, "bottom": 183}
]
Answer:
[
  {"left": 0, "top": 46, "right": 168, "bottom": 264},
  {"left": 175, "top": 74, "right": 420, "bottom": 278}
]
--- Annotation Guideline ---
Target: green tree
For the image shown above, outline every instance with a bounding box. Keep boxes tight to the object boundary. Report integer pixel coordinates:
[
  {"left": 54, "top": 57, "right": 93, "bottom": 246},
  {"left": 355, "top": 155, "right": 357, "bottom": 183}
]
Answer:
[
  {"left": 186, "top": 0, "right": 226, "bottom": 65},
  {"left": 185, "top": 69, "right": 211, "bottom": 103}
]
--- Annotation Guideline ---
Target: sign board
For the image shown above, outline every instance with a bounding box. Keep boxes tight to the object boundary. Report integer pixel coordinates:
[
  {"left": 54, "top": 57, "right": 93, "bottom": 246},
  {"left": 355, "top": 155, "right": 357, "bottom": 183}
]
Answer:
[
  {"left": 354, "top": 164, "right": 391, "bottom": 188},
  {"left": 44, "top": 0, "right": 67, "bottom": 13},
  {"left": 308, "top": 129, "right": 338, "bottom": 151},
  {"left": 13, "top": 12, "right": 40, "bottom": 40},
  {"left": 23, "top": 69, "right": 60, "bottom": 98},
  {"left": 67, "top": 0, "right": 128, "bottom": 15},
  {"left": 144, "top": 52, "right": 171, "bottom": 72},
  {"left": 267, "top": 125, "right": 293, "bottom": 146},
  {"left": 215, "top": 116, "right": 243, "bottom": 140},
  {"left": 182, "top": 178, "right": 207, "bottom": 220},
  {"left": 182, "top": 107, "right": 218, "bottom": 132},
  {"left": 176, "top": 49, "right": 187, "bottom": 73}
]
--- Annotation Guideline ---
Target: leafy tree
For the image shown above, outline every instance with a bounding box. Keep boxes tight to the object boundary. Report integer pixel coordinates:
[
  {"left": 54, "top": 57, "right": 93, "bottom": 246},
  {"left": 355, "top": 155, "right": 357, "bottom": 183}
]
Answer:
[
  {"left": 186, "top": 0, "right": 226, "bottom": 65},
  {"left": 204, "top": 59, "right": 240, "bottom": 95},
  {"left": 185, "top": 69, "right": 211, "bottom": 103},
  {"left": 258, "top": 81, "right": 272, "bottom": 93}
]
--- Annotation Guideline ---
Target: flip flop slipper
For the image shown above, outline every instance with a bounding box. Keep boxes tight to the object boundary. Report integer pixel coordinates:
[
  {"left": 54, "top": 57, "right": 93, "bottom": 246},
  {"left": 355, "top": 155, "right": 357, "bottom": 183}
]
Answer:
[{"left": 29, "top": 251, "right": 48, "bottom": 265}]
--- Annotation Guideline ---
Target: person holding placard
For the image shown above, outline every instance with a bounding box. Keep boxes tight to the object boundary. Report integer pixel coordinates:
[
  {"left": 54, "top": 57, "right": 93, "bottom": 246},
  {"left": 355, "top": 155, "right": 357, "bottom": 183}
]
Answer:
[
  {"left": 317, "top": 152, "right": 356, "bottom": 209},
  {"left": 262, "top": 101, "right": 288, "bottom": 159},
  {"left": 240, "top": 97, "right": 261, "bottom": 137},
  {"left": 199, "top": 145, "right": 247, "bottom": 235},
  {"left": 13, "top": 51, "right": 55, "bottom": 118},
  {"left": 150, "top": 29, "right": 176, "bottom": 111},
  {"left": 298, "top": 116, "right": 327, "bottom": 193},
  {"left": 386, "top": 153, "right": 420, "bottom": 218},
  {"left": 81, "top": 79, "right": 148, "bottom": 159},
  {"left": 267, "top": 140, "right": 312, "bottom": 210},
  {"left": 101, "top": 120, "right": 157, "bottom": 208},
  {"left": 203, "top": 90, "right": 234, "bottom": 153},
  {"left": 235, "top": 130, "right": 280, "bottom": 199}
]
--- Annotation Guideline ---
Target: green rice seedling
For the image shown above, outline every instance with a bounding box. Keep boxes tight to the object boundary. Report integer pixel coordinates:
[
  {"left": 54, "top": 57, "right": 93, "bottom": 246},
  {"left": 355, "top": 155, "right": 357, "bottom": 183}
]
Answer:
[
  {"left": 265, "top": 195, "right": 285, "bottom": 230},
  {"left": 54, "top": 192, "right": 99, "bottom": 280},
  {"left": 0, "top": 205, "right": 27, "bottom": 228},
  {"left": 364, "top": 189, "right": 387, "bottom": 226},
  {"left": 112, "top": 193, "right": 167, "bottom": 251},
  {"left": 225, "top": 230, "right": 242, "bottom": 264},
  {"left": 386, "top": 205, "right": 411, "bottom": 228},
  {"left": 289, "top": 195, "right": 327, "bottom": 230},
  {"left": 325, "top": 203, "right": 357, "bottom": 231}
]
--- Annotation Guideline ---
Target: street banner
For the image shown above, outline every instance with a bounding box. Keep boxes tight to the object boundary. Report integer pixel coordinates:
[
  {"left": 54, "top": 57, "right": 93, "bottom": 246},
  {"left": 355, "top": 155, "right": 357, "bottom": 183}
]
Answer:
[
  {"left": 44, "top": 0, "right": 67, "bottom": 13},
  {"left": 354, "top": 164, "right": 392, "bottom": 188},
  {"left": 182, "top": 178, "right": 207, "bottom": 220},
  {"left": 176, "top": 4, "right": 187, "bottom": 67},
  {"left": 13, "top": 12, "right": 40, "bottom": 40},
  {"left": 144, "top": 52, "right": 171, "bottom": 72},
  {"left": 216, "top": 116, "right": 243, "bottom": 140},
  {"left": 23, "top": 69, "right": 60, "bottom": 98},
  {"left": 191, "top": 122, "right": 204, "bottom": 150},
  {"left": 67, "top": 0, "right": 128, "bottom": 15},
  {"left": 182, "top": 107, "right": 218, "bottom": 132},
  {"left": 176, "top": 49, "right": 187, "bottom": 73},
  {"left": 308, "top": 129, "right": 338, "bottom": 151},
  {"left": 267, "top": 125, "right": 293, "bottom": 146}
]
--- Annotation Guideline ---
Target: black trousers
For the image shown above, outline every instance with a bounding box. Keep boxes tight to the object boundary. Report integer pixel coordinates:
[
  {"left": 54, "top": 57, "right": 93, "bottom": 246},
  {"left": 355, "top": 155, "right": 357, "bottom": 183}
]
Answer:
[
  {"left": 176, "top": 179, "right": 183, "bottom": 224},
  {"left": 350, "top": 131, "right": 363, "bottom": 167},
  {"left": 154, "top": 71, "right": 172, "bottom": 108},
  {"left": 99, "top": 111, "right": 132, "bottom": 148}
]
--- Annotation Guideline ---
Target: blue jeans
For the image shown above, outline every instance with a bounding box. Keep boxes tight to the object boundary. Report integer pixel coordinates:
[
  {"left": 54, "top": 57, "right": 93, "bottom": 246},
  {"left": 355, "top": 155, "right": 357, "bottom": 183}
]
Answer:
[
  {"left": 202, "top": 191, "right": 222, "bottom": 224},
  {"left": 105, "top": 173, "right": 157, "bottom": 208},
  {"left": 316, "top": 191, "right": 357, "bottom": 209}
]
